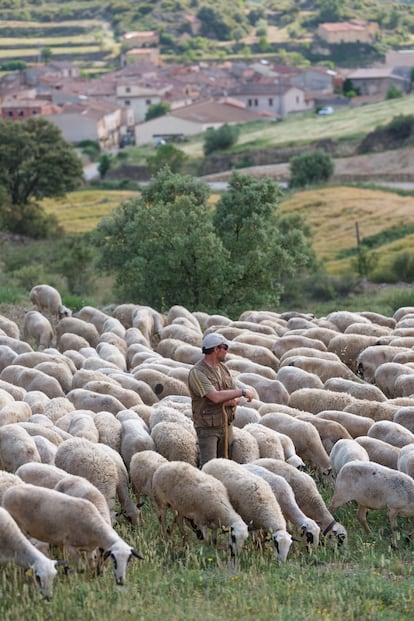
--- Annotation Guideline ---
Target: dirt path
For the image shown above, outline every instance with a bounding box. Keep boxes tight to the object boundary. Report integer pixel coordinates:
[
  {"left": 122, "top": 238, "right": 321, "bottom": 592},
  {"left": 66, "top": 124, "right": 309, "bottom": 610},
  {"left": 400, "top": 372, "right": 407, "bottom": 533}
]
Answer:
[{"left": 202, "top": 147, "right": 414, "bottom": 184}]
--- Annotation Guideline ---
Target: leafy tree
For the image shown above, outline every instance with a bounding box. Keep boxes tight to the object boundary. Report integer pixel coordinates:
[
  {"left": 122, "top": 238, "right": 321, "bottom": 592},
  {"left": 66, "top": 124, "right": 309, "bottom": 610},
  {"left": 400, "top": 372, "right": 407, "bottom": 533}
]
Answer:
[
  {"left": 145, "top": 101, "right": 171, "bottom": 121},
  {"left": 289, "top": 149, "right": 334, "bottom": 188},
  {"left": 40, "top": 46, "right": 52, "bottom": 64},
  {"left": 197, "top": 7, "right": 232, "bottom": 40},
  {"left": 203, "top": 123, "right": 240, "bottom": 155},
  {"left": 0, "top": 117, "right": 83, "bottom": 236},
  {"left": 342, "top": 78, "right": 360, "bottom": 98},
  {"left": 92, "top": 167, "right": 229, "bottom": 311},
  {"left": 213, "top": 172, "right": 316, "bottom": 313},
  {"left": 146, "top": 144, "right": 188, "bottom": 175},
  {"left": 386, "top": 85, "right": 403, "bottom": 100},
  {"left": 98, "top": 153, "right": 113, "bottom": 179},
  {"left": 317, "top": 0, "right": 342, "bottom": 23}
]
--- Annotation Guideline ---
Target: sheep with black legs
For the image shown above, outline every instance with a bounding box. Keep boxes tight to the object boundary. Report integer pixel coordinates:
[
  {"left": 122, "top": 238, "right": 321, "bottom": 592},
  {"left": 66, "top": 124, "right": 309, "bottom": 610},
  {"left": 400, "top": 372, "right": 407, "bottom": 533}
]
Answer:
[
  {"left": 152, "top": 460, "right": 249, "bottom": 557},
  {"left": 252, "top": 458, "right": 347, "bottom": 546},
  {"left": 202, "top": 458, "right": 292, "bottom": 562},
  {"left": 0, "top": 507, "right": 60, "bottom": 598},
  {"left": 2, "top": 484, "right": 142, "bottom": 584}
]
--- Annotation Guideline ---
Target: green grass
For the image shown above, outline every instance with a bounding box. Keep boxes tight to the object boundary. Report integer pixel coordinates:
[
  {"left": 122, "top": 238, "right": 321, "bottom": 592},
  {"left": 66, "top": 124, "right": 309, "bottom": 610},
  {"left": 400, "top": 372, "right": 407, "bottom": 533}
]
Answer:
[
  {"left": 1, "top": 496, "right": 414, "bottom": 621},
  {"left": 180, "top": 95, "right": 414, "bottom": 158}
]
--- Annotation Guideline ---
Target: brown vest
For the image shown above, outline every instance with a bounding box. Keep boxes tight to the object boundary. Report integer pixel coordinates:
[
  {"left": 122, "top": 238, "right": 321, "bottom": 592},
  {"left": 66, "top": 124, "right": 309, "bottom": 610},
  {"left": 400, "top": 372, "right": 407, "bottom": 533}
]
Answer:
[{"left": 189, "top": 359, "right": 235, "bottom": 428}]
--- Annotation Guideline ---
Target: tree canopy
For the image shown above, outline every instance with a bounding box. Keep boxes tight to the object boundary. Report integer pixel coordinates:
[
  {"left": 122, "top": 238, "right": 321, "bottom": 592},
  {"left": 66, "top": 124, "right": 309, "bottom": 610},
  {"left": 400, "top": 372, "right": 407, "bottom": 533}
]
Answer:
[
  {"left": 93, "top": 167, "right": 316, "bottom": 316},
  {"left": 0, "top": 117, "right": 83, "bottom": 236}
]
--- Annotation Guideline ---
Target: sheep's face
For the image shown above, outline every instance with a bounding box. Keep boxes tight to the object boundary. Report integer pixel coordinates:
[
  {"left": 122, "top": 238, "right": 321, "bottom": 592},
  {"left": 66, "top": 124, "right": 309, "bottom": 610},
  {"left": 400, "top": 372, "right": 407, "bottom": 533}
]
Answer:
[
  {"left": 229, "top": 521, "right": 249, "bottom": 556},
  {"left": 104, "top": 541, "right": 142, "bottom": 585},
  {"left": 300, "top": 522, "right": 320, "bottom": 548},
  {"left": 58, "top": 305, "right": 72, "bottom": 319},
  {"left": 32, "top": 560, "right": 58, "bottom": 598},
  {"left": 273, "top": 530, "right": 292, "bottom": 562}
]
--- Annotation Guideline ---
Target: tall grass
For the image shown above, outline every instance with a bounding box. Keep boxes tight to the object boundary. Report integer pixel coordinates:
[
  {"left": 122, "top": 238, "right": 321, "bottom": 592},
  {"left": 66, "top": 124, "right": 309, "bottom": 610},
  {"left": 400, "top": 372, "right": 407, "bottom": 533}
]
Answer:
[{"left": 1, "top": 497, "right": 414, "bottom": 621}]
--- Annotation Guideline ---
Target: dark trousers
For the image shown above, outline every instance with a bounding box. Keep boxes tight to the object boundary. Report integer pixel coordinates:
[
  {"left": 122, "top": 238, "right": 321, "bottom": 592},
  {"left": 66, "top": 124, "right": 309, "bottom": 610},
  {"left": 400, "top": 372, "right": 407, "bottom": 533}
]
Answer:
[{"left": 197, "top": 425, "right": 234, "bottom": 467}]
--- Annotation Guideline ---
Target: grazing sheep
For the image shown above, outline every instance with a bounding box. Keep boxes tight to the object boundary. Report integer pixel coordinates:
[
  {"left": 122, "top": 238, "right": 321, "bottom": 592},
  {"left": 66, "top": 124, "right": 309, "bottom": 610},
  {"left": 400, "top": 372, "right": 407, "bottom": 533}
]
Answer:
[
  {"left": 0, "top": 471, "right": 24, "bottom": 503},
  {"left": 0, "top": 315, "right": 20, "bottom": 339},
  {"left": 54, "top": 474, "right": 112, "bottom": 525},
  {"left": 15, "top": 462, "right": 74, "bottom": 489},
  {"left": 152, "top": 460, "right": 249, "bottom": 556},
  {"left": 120, "top": 418, "right": 155, "bottom": 469},
  {"left": 0, "top": 424, "right": 41, "bottom": 472},
  {"left": 202, "top": 458, "right": 292, "bottom": 562},
  {"left": 56, "top": 317, "right": 100, "bottom": 349},
  {"left": 253, "top": 458, "right": 347, "bottom": 546},
  {"left": 151, "top": 421, "right": 199, "bottom": 467},
  {"left": 0, "top": 335, "right": 32, "bottom": 355},
  {"left": 242, "top": 463, "right": 320, "bottom": 547},
  {"left": 367, "top": 420, "right": 414, "bottom": 448},
  {"left": 276, "top": 366, "right": 324, "bottom": 394},
  {"left": 355, "top": 436, "right": 401, "bottom": 470},
  {"left": 29, "top": 284, "right": 71, "bottom": 320},
  {"left": 259, "top": 411, "right": 331, "bottom": 475},
  {"left": 2, "top": 484, "right": 142, "bottom": 584},
  {"left": 93, "top": 411, "right": 122, "bottom": 452},
  {"left": 0, "top": 506, "right": 59, "bottom": 598},
  {"left": 32, "top": 435, "right": 58, "bottom": 464},
  {"left": 129, "top": 449, "right": 168, "bottom": 512},
  {"left": 234, "top": 373, "right": 289, "bottom": 404},
  {"left": 393, "top": 407, "right": 414, "bottom": 433},
  {"left": 295, "top": 413, "right": 353, "bottom": 455},
  {"left": 243, "top": 423, "right": 285, "bottom": 461},
  {"left": 230, "top": 425, "right": 261, "bottom": 464},
  {"left": 233, "top": 406, "right": 261, "bottom": 428},
  {"left": 397, "top": 444, "right": 414, "bottom": 478},
  {"left": 65, "top": 388, "right": 126, "bottom": 416},
  {"left": 329, "top": 461, "right": 414, "bottom": 545},
  {"left": 281, "top": 355, "right": 358, "bottom": 383},
  {"left": 1, "top": 365, "right": 65, "bottom": 399},
  {"left": 323, "top": 377, "right": 387, "bottom": 403},
  {"left": 55, "top": 437, "right": 119, "bottom": 518},
  {"left": 289, "top": 388, "right": 354, "bottom": 415},
  {"left": 329, "top": 439, "right": 370, "bottom": 475},
  {"left": 0, "top": 345, "right": 17, "bottom": 373},
  {"left": 356, "top": 345, "right": 412, "bottom": 383},
  {"left": 316, "top": 410, "right": 374, "bottom": 438},
  {"left": 23, "top": 311, "right": 54, "bottom": 351}
]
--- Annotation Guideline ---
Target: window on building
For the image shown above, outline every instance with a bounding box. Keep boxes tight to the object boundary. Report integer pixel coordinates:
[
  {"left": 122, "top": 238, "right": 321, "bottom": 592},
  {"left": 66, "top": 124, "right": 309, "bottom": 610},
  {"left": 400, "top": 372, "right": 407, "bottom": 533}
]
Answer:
[
  {"left": 18, "top": 110, "right": 24, "bottom": 117},
  {"left": 7, "top": 110, "right": 13, "bottom": 117},
  {"left": 248, "top": 99, "right": 252, "bottom": 107},
  {"left": 146, "top": 99, "right": 152, "bottom": 105},
  {"left": 268, "top": 98, "right": 273, "bottom": 106},
  {"left": 125, "top": 100, "right": 130, "bottom": 106},
  {"left": 125, "top": 86, "right": 131, "bottom": 93},
  {"left": 254, "top": 99, "right": 258, "bottom": 106},
  {"left": 32, "top": 110, "right": 37, "bottom": 115},
  {"left": 296, "top": 96, "right": 299, "bottom": 103}
]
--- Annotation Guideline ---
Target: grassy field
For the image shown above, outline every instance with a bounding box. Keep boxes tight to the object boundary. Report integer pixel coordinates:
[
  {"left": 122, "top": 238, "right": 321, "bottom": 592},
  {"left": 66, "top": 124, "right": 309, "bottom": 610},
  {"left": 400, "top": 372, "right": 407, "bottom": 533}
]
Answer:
[
  {"left": 1, "top": 490, "right": 414, "bottom": 621},
  {"left": 181, "top": 95, "right": 414, "bottom": 158}
]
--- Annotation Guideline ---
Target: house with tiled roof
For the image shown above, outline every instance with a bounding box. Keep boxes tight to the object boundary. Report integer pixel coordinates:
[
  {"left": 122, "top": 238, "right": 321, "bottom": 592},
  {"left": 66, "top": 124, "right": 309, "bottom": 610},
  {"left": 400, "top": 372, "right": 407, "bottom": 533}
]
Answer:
[
  {"left": 134, "top": 97, "right": 264, "bottom": 145},
  {"left": 317, "top": 20, "right": 378, "bottom": 45},
  {"left": 44, "top": 99, "right": 128, "bottom": 149},
  {"left": 0, "top": 96, "right": 60, "bottom": 120},
  {"left": 346, "top": 66, "right": 410, "bottom": 96},
  {"left": 228, "top": 80, "right": 312, "bottom": 116}
]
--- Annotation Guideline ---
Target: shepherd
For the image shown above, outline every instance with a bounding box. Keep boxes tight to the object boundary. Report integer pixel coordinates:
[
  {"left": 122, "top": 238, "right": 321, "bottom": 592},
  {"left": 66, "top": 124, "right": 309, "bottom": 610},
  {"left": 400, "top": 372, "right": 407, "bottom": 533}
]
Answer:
[{"left": 188, "top": 332, "right": 254, "bottom": 467}]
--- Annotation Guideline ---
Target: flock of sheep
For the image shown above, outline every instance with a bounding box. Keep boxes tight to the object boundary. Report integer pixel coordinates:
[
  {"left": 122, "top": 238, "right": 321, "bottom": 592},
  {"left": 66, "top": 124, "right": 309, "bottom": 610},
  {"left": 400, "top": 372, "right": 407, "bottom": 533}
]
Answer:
[{"left": 1, "top": 283, "right": 414, "bottom": 597}]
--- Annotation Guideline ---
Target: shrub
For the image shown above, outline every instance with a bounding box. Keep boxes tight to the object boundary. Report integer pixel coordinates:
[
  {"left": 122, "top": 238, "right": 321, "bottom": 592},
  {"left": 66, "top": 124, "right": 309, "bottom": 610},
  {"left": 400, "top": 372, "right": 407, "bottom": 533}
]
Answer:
[
  {"left": 289, "top": 148, "right": 334, "bottom": 188},
  {"left": 203, "top": 123, "right": 240, "bottom": 155}
]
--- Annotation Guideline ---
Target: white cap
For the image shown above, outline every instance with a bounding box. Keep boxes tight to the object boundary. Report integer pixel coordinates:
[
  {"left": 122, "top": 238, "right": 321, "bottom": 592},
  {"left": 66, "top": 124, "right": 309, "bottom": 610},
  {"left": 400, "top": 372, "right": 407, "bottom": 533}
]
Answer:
[{"left": 202, "top": 333, "right": 230, "bottom": 351}]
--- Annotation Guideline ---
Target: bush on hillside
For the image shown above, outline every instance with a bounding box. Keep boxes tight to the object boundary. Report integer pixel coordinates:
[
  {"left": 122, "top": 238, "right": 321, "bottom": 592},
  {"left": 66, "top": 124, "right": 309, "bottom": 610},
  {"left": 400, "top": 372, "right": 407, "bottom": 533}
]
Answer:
[
  {"left": 289, "top": 148, "right": 334, "bottom": 188},
  {"left": 203, "top": 123, "right": 240, "bottom": 155}
]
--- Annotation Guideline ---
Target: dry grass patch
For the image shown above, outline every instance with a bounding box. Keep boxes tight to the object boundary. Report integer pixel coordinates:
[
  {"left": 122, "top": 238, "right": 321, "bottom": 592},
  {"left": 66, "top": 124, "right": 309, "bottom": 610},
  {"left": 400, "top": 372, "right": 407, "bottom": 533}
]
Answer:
[{"left": 280, "top": 186, "right": 414, "bottom": 274}]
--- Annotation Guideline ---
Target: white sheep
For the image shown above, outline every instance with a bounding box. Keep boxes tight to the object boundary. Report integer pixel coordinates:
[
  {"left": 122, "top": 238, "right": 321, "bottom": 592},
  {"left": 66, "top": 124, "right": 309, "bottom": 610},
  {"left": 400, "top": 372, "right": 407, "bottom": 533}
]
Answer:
[
  {"left": 329, "top": 461, "right": 414, "bottom": 545},
  {"left": 329, "top": 438, "right": 370, "bottom": 475},
  {"left": 202, "top": 458, "right": 292, "bottom": 562},
  {"left": 23, "top": 310, "right": 54, "bottom": 351},
  {"left": 32, "top": 435, "right": 58, "bottom": 464},
  {"left": 152, "top": 460, "right": 248, "bottom": 556},
  {"left": 56, "top": 316, "right": 100, "bottom": 349},
  {"left": 0, "top": 506, "right": 60, "bottom": 598},
  {"left": 54, "top": 474, "right": 112, "bottom": 525},
  {"left": 230, "top": 425, "right": 261, "bottom": 464},
  {"left": 397, "top": 443, "right": 414, "bottom": 478},
  {"left": 0, "top": 315, "right": 20, "bottom": 339},
  {"left": 355, "top": 436, "right": 401, "bottom": 470},
  {"left": 129, "top": 449, "right": 168, "bottom": 512},
  {"left": 243, "top": 422, "right": 285, "bottom": 461},
  {"left": 0, "top": 423, "right": 41, "bottom": 472},
  {"left": 252, "top": 458, "right": 347, "bottom": 546},
  {"left": 367, "top": 420, "right": 414, "bottom": 448},
  {"left": 259, "top": 411, "right": 331, "bottom": 475},
  {"left": 29, "top": 284, "right": 71, "bottom": 320},
  {"left": 15, "top": 462, "right": 71, "bottom": 489},
  {"left": 2, "top": 484, "right": 142, "bottom": 584},
  {"left": 150, "top": 421, "right": 199, "bottom": 467},
  {"left": 316, "top": 410, "right": 374, "bottom": 438},
  {"left": 1, "top": 365, "right": 65, "bottom": 399},
  {"left": 55, "top": 437, "right": 119, "bottom": 518},
  {"left": 242, "top": 463, "right": 320, "bottom": 547},
  {"left": 120, "top": 417, "right": 155, "bottom": 469},
  {"left": 0, "top": 470, "right": 25, "bottom": 503}
]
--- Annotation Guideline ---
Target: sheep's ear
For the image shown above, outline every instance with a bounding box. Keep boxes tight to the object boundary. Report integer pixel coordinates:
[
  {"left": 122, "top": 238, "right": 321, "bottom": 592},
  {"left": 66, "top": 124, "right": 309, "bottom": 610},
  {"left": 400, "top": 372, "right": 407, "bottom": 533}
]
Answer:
[
  {"left": 103, "top": 550, "right": 112, "bottom": 561},
  {"left": 131, "top": 549, "right": 143, "bottom": 560}
]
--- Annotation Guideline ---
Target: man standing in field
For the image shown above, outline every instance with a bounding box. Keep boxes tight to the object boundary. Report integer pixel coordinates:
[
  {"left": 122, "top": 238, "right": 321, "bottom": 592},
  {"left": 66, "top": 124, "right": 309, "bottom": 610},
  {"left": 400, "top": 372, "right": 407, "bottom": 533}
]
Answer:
[{"left": 188, "top": 332, "right": 254, "bottom": 467}]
